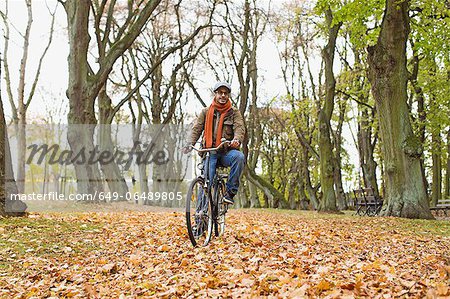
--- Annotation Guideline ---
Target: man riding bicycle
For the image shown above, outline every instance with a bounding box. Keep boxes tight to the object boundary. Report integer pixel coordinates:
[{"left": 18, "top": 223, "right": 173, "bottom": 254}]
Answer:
[{"left": 183, "top": 82, "right": 246, "bottom": 205}]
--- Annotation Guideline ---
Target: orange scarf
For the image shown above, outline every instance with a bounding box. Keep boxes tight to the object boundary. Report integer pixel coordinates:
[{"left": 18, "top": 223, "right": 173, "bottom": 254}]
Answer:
[{"left": 205, "top": 99, "right": 232, "bottom": 148}]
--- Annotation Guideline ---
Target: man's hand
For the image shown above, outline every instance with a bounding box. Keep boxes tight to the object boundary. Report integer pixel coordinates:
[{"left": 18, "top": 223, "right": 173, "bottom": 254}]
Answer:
[
  {"left": 182, "top": 145, "right": 193, "bottom": 154},
  {"left": 230, "top": 139, "right": 241, "bottom": 148}
]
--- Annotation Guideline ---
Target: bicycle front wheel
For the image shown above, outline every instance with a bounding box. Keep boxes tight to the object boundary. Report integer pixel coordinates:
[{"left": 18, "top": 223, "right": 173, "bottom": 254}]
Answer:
[
  {"left": 213, "top": 181, "right": 227, "bottom": 237},
  {"left": 186, "top": 178, "right": 213, "bottom": 247}
]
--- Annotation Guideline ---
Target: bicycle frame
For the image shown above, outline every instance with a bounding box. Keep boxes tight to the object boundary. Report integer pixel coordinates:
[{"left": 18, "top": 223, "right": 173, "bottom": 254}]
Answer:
[{"left": 191, "top": 140, "right": 230, "bottom": 199}]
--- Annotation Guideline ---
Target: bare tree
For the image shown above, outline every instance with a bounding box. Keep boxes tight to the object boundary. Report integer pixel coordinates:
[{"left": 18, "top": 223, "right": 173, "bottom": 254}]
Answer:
[
  {"left": 97, "top": 0, "right": 215, "bottom": 202},
  {"left": 57, "top": 0, "right": 161, "bottom": 195},
  {"left": 271, "top": 1, "right": 321, "bottom": 210},
  {"left": 0, "top": 52, "right": 27, "bottom": 216},
  {"left": 1, "top": 0, "right": 56, "bottom": 193},
  {"left": 218, "top": 0, "right": 284, "bottom": 207}
]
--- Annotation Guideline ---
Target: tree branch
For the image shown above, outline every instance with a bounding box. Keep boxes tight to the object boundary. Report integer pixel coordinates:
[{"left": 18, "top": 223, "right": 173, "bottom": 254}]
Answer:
[
  {"left": 336, "top": 89, "right": 374, "bottom": 110},
  {"left": 101, "top": 0, "right": 117, "bottom": 54},
  {"left": 17, "top": 0, "right": 33, "bottom": 115},
  {"left": 26, "top": 2, "right": 57, "bottom": 109},
  {"left": 107, "top": 22, "right": 210, "bottom": 123},
  {"left": 0, "top": 1, "right": 18, "bottom": 122},
  {"left": 90, "top": 0, "right": 162, "bottom": 100}
]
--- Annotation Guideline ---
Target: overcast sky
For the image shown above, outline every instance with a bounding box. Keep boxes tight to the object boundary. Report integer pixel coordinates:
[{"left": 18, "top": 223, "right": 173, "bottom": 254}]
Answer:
[{"left": 1, "top": 0, "right": 294, "bottom": 120}]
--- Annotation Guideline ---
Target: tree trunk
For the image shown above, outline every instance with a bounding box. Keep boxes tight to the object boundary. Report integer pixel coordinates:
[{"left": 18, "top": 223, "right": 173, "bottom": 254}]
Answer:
[
  {"left": 238, "top": 185, "right": 249, "bottom": 208},
  {"left": 318, "top": 111, "right": 337, "bottom": 212},
  {"left": 409, "top": 46, "right": 429, "bottom": 196},
  {"left": 352, "top": 48, "right": 380, "bottom": 198},
  {"left": 298, "top": 172, "right": 309, "bottom": 210},
  {"left": 3, "top": 0, "right": 55, "bottom": 194},
  {"left": 318, "top": 9, "right": 341, "bottom": 212},
  {"left": 445, "top": 128, "right": 450, "bottom": 199},
  {"left": 98, "top": 88, "right": 129, "bottom": 199},
  {"left": 431, "top": 129, "right": 441, "bottom": 206},
  {"left": 333, "top": 160, "right": 346, "bottom": 210},
  {"left": 130, "top": 108, "right": 150, "bottom": 203},
  {"left": 428, "top": 61, "right": 441, "bottom": 206},
  {"left": 15, "top": 119, "right": 26, "bottom": 193},
  {"left": 64, "top": 0, "right": 103, "bottom": 196},
  {"left": 0, "top": 57, "right": 27, "bottom": 216},
  {"left": 367, "top": 0, "right": 433, "bottom": 219},
  {"left": 357, "top": 108, "right": 380, "bottom": 198},
  {"left": 303, "top": 151, "right": 319, "bottom": 210},
  {"left": 63, "top": 0, "right": 161, "bottom": 196},
  {"left": 248, "top": 181, "right": 260, "bottom": 208},
  {"left": 288, "top": 175, "right": 297, "bottom": 209},
  {"left": 334, "top": 99, "right": 347, "bottom": 210},
  {"left": 245, "top": 167, "right": 284, "bottom": 207}
]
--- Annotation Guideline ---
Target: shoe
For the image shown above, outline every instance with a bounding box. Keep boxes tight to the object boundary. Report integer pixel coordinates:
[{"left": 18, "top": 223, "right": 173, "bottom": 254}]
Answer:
[{"left": 223, "top": 192, "right": 234, "bottom": 205}]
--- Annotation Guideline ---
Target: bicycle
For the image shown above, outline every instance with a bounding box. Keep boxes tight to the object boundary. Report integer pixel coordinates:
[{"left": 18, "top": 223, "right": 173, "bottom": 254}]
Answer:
[{"left": 185, "top": 140, "right": 230, "bottom": 247}]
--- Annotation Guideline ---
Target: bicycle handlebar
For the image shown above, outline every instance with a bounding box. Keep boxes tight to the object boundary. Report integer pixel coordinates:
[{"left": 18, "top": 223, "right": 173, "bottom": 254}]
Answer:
[{"left": 190, "top": 140, "right": 231, "bottom": 153}]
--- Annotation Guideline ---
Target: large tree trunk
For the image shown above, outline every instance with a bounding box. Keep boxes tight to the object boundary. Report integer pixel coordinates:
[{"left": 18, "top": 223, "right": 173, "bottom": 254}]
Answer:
[
  {"left": 65, "top": 0, "right": 103, "bottom": 196},
  {"left": 318, "top": 9, "right": 341, "bottom": 212},
  {"left": 367, "top": 0, "right": 433, "bottom": 219},
  {"left": 318, "top": 110, "right": 336, "bottom": 211}
]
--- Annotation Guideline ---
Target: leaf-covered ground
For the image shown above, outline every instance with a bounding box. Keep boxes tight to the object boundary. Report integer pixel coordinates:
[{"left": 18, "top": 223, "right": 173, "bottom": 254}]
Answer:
[{"left": 1, "top": 209, "right": 449, "bottom": 298}]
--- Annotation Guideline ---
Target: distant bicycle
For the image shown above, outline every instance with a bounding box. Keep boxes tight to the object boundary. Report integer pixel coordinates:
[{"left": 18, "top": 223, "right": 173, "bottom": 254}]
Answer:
[{"left": 185, "top": 140, "right": 230, "bottom": 247}]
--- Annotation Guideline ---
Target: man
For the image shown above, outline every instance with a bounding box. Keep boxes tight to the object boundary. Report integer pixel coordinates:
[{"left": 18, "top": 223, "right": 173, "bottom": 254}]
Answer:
[{"left": 184, "top": 82, "right": 246, "bottom": 205}]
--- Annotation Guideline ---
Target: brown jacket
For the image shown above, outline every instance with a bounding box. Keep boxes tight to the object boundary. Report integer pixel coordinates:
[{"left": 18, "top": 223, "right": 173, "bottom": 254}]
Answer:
[{"left": 190, "top": 106, "right": 245, "bottom": 149}]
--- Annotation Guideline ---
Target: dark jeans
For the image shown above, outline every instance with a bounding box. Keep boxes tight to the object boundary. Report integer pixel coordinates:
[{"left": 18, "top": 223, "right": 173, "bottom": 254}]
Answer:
[{"left": 196, "top": 149, "right": 245, "bottom": 213}]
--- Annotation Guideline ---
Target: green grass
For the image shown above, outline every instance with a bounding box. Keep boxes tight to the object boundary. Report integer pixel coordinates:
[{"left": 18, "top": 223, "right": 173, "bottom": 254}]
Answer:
[
  {"left": 247, "top": 208, "right": 450, "bottom": 237},
  {"left": 395, "top": 218, "right": 450, "bottom": 237},
  {"left": 0, "top": 216, "right": 101, "bottom": 262}
]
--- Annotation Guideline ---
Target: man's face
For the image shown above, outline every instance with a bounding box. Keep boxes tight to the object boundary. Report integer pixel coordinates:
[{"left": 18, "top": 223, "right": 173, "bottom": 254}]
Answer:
[{"left": 214, "top": 87, "right": 230, "bottom": 105}]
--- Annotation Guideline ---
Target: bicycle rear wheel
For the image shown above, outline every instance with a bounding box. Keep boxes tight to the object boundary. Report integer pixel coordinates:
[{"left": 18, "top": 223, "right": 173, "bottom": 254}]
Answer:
[{"left": 186, "top": 178, "right": 213, "bottom": 247}]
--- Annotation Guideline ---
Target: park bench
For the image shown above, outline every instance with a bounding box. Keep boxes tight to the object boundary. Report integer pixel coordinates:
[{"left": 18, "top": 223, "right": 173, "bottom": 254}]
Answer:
[
  {"left": 352, "top": 187, "right": 383, "bottom": 216},
  {"left": 430, "top": 199, "right": 450, "bottom": 217}
]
